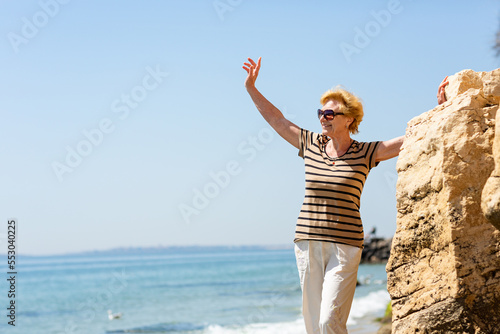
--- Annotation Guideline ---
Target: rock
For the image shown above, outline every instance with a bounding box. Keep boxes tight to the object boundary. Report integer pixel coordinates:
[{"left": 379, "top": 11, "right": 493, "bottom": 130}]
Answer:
[
  {"left": 387, "top": 68, "right": 500, "bottom": 333},
  {"left": 361, "top": 237, "right": 392, "bottom": 263},
  {"left": 377, "top": 323, "right": 392, "bottom": 334},
  {"left": 444, "top": 69, "right": 500, "bottom": 229},
  {"left": 481, "top": 74, "right": 500, "bottom": 229}
]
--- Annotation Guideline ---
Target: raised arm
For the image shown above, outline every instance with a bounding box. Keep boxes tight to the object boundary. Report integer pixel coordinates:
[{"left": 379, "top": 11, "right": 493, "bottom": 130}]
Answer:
[
  {"left": 243, "top": 57, "right": 300, "bottom": 149},
  {"left": 375, "top": 136, "right": 404, "bottom": 162}
]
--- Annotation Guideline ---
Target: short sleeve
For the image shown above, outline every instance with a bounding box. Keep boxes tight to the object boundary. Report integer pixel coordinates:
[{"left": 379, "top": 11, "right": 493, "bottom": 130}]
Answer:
[
  {"left": 367, "top": 141, "right": 381, "bottom": 169},
  {"left": 298, "top": 128, "right": 316, "bottom": 158}
]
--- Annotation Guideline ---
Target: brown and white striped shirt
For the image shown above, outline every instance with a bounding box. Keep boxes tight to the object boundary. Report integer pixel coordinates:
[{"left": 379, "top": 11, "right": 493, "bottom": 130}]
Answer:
[{"left": 295, "top": 128, "right": 380, "bottom": 248}]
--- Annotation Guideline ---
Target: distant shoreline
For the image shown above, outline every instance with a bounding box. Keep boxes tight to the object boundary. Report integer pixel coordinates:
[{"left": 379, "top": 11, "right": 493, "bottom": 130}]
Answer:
[
  {"left": 3, "top": 244, "right": 296, "bottom": 258},
  {"left": 5, "top": 237, "right": 393, "bottom": 258}
]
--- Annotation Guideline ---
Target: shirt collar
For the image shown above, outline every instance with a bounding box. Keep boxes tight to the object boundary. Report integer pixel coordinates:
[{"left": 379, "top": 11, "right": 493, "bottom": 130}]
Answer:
[
  {"left": 319, "top": 134, "right": 330, "bottom": 146},
  {"left": 319, "top": 134, "right": 359, "bottom": 151}
]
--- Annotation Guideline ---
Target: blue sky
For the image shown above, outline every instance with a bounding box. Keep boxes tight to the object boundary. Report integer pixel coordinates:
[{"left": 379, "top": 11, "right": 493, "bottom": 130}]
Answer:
[{"left": 1, "top": 0, "right": 498, "bottom": 255}]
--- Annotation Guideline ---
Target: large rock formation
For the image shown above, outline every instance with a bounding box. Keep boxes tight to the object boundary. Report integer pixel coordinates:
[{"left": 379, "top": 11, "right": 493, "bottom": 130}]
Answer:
[
  {"left": 481, "top": 72, "right": 500, "bottom": 229},
  {"left": 386, "top": 69, "right": 500, "bottom": 333}
]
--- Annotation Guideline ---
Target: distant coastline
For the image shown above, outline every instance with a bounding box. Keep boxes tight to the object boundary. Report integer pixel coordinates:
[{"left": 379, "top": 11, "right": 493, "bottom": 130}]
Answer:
[
  {"left": 5, "top": 237, "right": 393, "bottom": 259},
  {"left": 6, "top": 244, "right": 295, "bottom": 258}
]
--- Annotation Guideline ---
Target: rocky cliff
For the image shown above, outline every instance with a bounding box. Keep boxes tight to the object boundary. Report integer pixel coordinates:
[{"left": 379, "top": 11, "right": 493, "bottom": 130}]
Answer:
[
  {"left": 481, "top": 71, "right": 500, "bottom": 230},
  {"left": 386, "top": 69, "right": 500, "bottom": 333}
]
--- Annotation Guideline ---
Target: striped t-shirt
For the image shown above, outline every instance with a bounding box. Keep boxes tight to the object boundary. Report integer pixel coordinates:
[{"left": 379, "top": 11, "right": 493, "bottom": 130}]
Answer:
[{"left": 295, "top": 128, "right": 380, "bottom": 248}]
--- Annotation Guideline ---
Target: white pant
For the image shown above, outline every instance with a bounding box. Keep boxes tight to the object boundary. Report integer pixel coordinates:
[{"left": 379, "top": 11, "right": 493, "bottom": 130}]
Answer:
[{"left": 295, "top": 240, "right": 362, "bottom": 334}]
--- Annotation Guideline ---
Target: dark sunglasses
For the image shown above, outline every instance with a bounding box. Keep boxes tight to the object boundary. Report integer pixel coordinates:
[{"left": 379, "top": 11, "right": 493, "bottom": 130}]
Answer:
[{"left": 317, "top": 109, "right": 344, "bottom": 120}]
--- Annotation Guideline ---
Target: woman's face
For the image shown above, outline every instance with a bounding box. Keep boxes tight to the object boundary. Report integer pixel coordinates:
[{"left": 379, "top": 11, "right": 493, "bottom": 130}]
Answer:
[{"left": 319, "top": 100, "right": 349, "bottom": 137}]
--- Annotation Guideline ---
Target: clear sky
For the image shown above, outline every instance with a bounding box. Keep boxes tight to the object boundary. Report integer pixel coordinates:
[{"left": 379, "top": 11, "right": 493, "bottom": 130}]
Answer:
[{"left": 1, "top": 0, "right": 498, "bottom": 255}]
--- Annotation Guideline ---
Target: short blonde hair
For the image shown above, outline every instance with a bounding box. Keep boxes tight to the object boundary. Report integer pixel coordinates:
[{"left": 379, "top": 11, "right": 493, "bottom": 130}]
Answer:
[{"left": 320, "top": 87, "right": 364, "bottom": 134}]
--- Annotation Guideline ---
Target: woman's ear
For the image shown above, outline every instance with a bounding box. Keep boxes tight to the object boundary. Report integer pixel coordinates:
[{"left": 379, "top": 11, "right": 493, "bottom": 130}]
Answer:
[{"left": 346, "top": 116, "right": 354, "bottom": 128}]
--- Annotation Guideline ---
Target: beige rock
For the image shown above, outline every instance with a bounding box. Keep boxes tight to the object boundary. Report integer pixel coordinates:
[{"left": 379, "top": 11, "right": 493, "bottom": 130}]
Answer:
[
  {"left": 446, "top": 69, "right": 500, "bottom": 229},
  {"left": 481, "top": 70, "right": 500, "bottom": 229},
  {"left": 387, "top": 68, "right": 500, "bottom": 333}
]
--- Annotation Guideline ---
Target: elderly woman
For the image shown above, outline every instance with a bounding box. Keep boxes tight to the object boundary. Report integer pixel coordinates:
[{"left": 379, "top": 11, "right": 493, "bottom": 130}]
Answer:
[{"left": 243, "top": 57, "right": 449, "bottom": 333}]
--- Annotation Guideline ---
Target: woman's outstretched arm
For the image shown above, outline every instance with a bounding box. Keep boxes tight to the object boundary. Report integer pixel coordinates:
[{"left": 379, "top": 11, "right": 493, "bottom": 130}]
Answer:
[
  {"left": 375, "top": 136, "right": 404, "bottom": 162},
  {"left": 243, "top": 57, "right": 300, "bottom": 149}
]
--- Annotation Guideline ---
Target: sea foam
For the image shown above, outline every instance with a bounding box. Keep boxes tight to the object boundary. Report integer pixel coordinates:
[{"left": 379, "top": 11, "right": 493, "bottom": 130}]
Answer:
[
  {"left": 348, "top": 289, "right": 391, "bottom": 325},
  {"left": 203, "top": 290, "right": 390, "bottom": 333},
  {"left": 205, "top": 319, "right": 305, "bottom": 334}
]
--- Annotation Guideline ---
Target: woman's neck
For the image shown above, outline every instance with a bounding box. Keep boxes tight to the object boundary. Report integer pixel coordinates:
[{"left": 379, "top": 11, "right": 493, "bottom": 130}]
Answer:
[{"left": 326, "top": 135, "right": 352, "bottom": 157}]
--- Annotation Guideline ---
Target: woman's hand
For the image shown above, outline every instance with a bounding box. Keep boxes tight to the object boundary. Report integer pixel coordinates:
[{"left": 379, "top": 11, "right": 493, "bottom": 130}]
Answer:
[
  {"left": 241, "top": 56, "right": 300, "bottom": 149},
  {"left": 242, "top": 57, "right": 261, "bottom": 90},
  {"left": 437, "top": 76, "right": 449, "bottom": 105}
]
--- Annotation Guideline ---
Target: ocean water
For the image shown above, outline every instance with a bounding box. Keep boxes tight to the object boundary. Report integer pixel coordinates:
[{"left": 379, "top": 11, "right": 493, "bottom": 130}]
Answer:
[{"left": 1, "top": 248, "right": 390, "bottom": 334}]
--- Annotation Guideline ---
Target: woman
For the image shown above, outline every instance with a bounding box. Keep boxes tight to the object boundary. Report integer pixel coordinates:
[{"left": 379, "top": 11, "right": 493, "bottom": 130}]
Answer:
[{"left": 242, "top": 57, "right": 449, "bottom": 333}]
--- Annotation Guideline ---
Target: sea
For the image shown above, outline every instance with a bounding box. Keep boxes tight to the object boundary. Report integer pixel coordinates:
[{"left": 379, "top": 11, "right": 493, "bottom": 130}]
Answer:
[{"left": 0, "top": 247, "right": 390, "bottom": 334}]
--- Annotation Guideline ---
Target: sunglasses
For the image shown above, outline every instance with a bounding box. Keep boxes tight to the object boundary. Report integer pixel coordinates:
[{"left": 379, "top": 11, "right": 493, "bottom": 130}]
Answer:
[{"left": 317, "top": 109, "right": 344, "bottom": 120}]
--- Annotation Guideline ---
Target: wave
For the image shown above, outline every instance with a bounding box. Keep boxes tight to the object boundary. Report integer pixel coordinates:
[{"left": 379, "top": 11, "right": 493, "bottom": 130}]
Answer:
[
  {"left": 104, "top": 320, "right": 304, "bottom": 334},
  {"left": 104, "top": 290, "right": 389, "bottom": 334},
  {"left": 106, "top": 322, "right": 207, "bottom": 333},
  {"left": 204, "top": 319, "right": 305, "bottom": 334},
  {"left": 348, "top": 289, "right": 390, "bottom": 325},
  {"left": 203, "top": 290, "right": 390, "bottom": 333}
]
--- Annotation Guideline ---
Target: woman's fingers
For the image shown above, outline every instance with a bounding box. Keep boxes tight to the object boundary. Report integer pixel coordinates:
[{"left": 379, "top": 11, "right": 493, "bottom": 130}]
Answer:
[
  {"left": 437, "top": 76, "right": 449, "bottom": 105},
  {"left": 243, "top": 57, "right": 261, "bottom": 89},
  {"left": 243, "top": 58, "right": 261, "bottom": 75},
  {"left": 245, "top": 57, "right": 261, "bottom": 69},
  {"left": 439, "top": 76, "right": 449, "bottom": 88},
  {"left": 255, "top": 57, "right": 261, "bottom": 73}
]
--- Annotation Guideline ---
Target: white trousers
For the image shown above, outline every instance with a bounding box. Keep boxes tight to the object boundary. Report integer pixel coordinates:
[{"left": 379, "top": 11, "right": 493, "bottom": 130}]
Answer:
[{"left": 295, "top": 240, "right": 362, "bottom": 334}]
